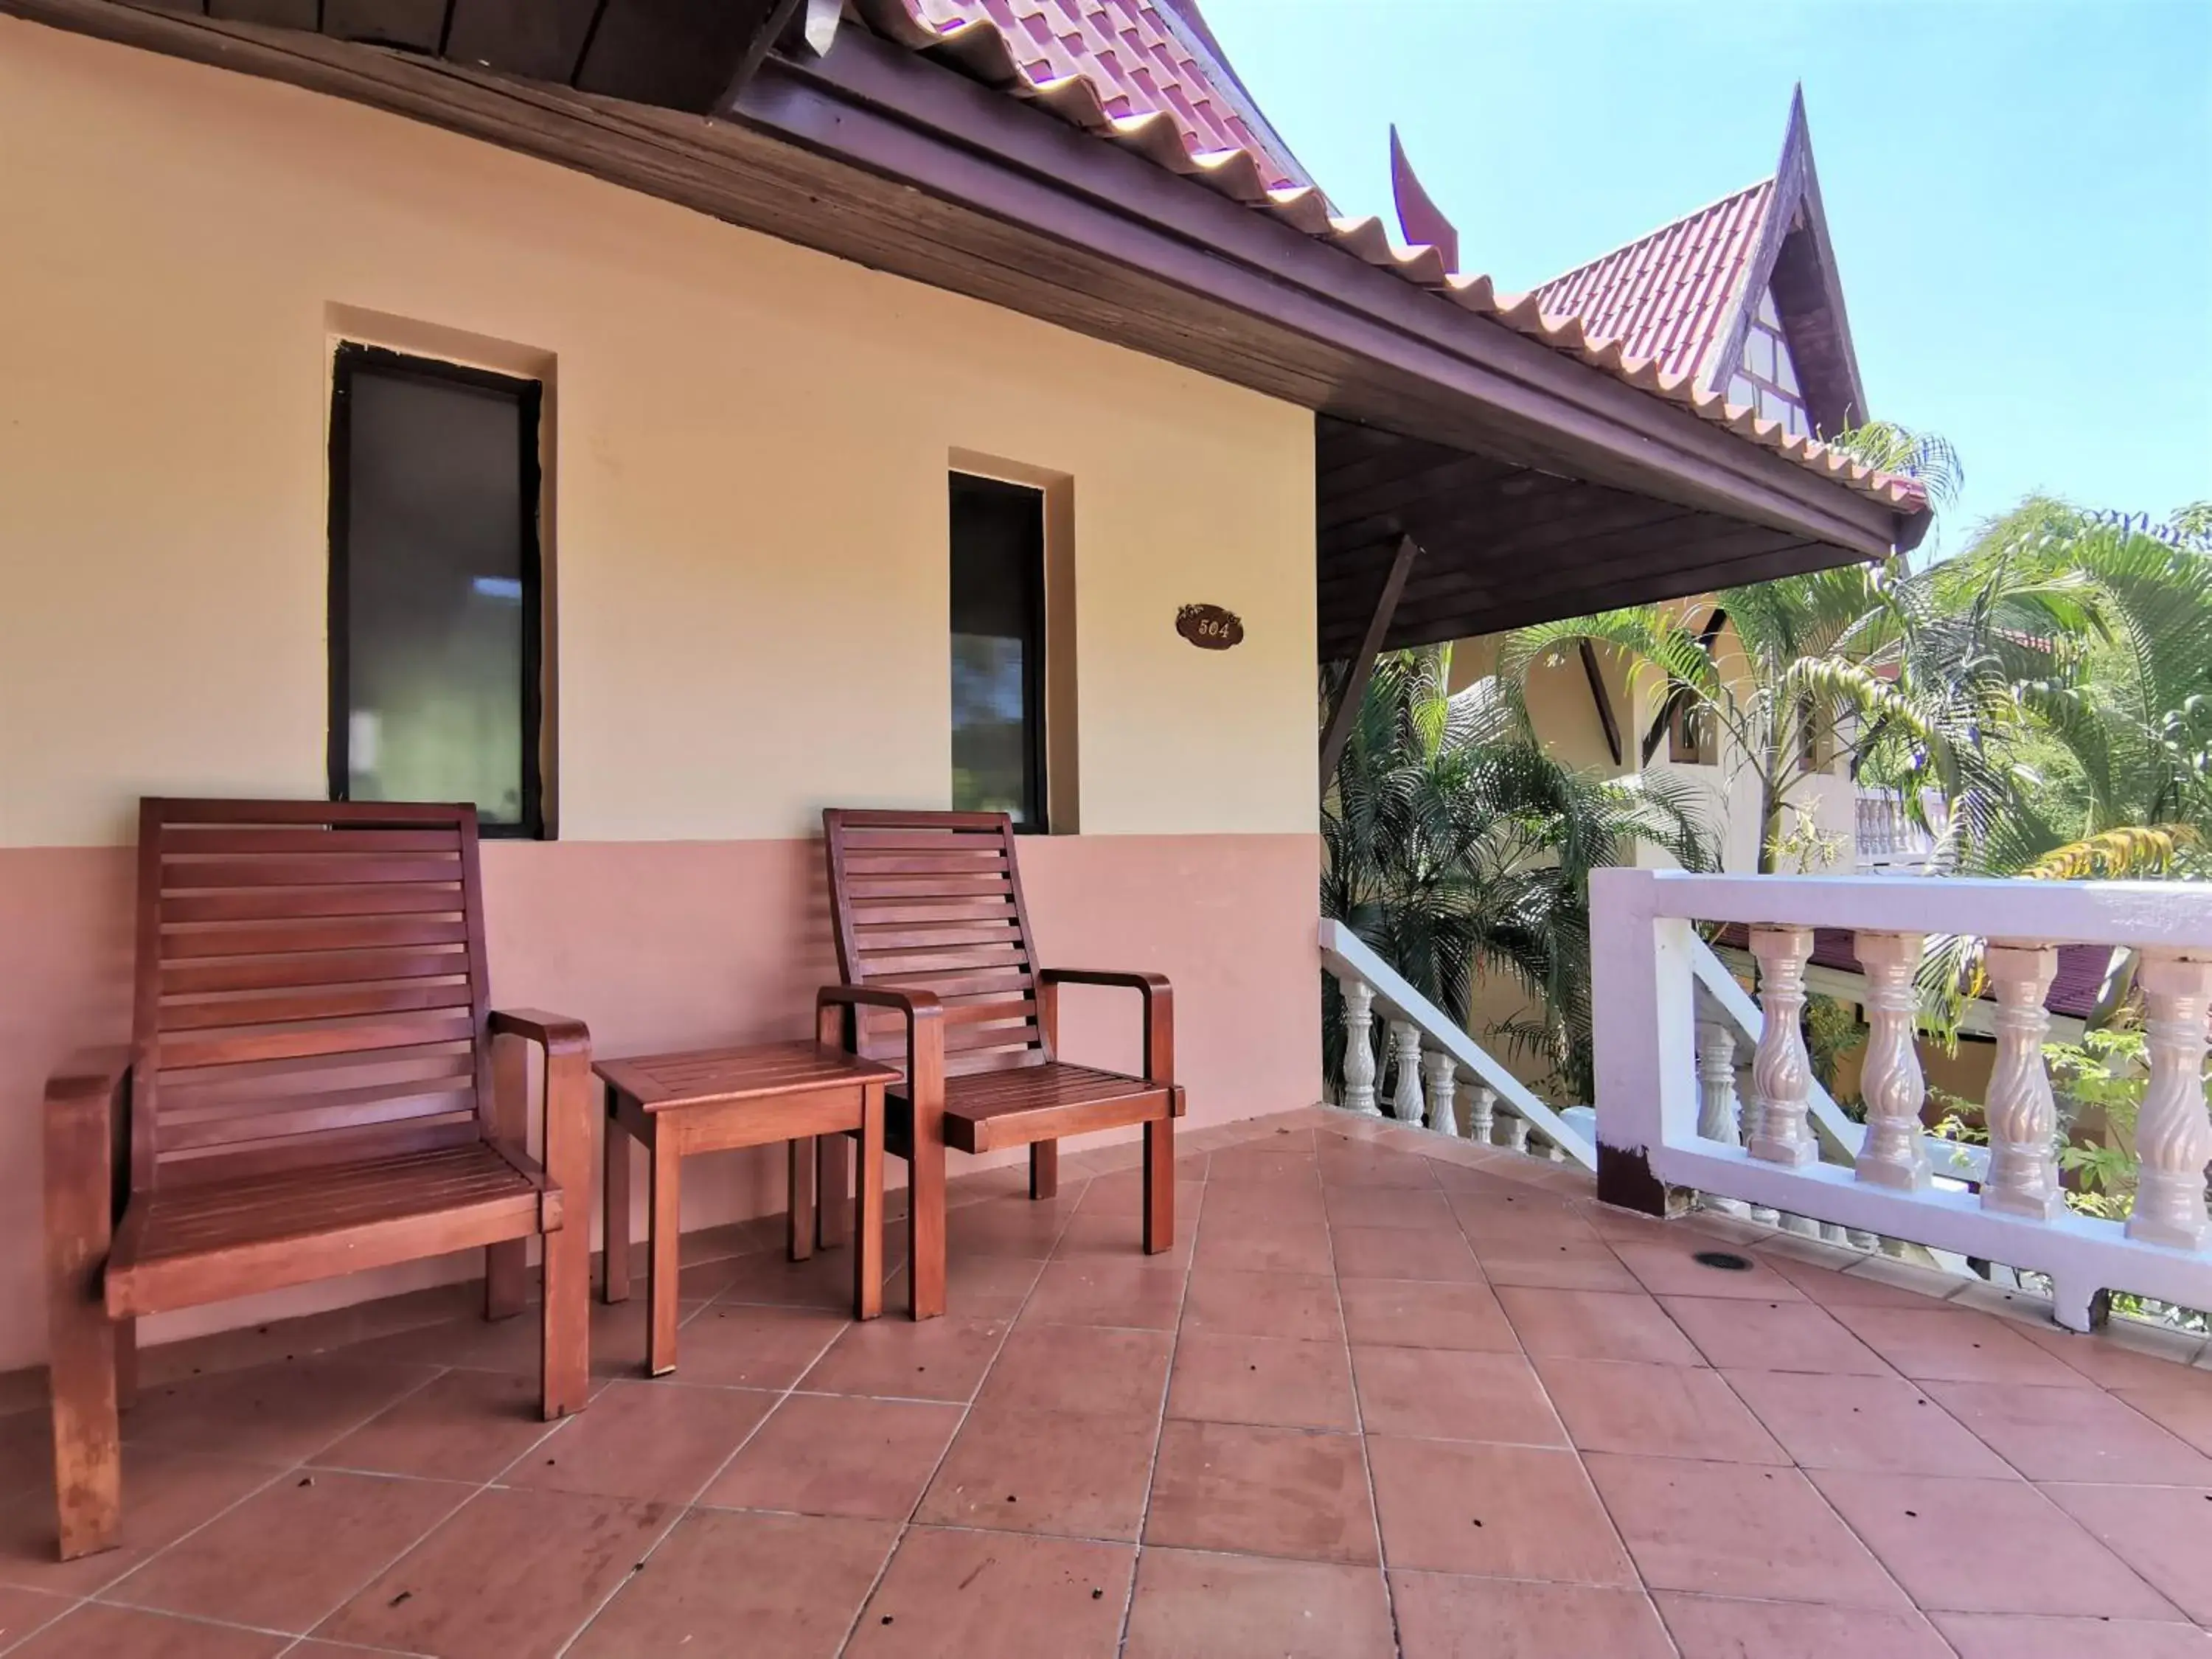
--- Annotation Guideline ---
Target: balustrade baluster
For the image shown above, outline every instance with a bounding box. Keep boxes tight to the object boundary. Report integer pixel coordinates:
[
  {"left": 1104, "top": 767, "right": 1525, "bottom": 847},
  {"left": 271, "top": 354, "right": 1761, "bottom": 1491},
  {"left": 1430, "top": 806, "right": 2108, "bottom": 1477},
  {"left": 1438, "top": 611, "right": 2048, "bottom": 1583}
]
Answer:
[
  {"left": 1467, "top": 1084, "right": 1498, "bottom": 1146},
  {"left": 1747, "top": 925, "right": 1818, "bottom": 1166},
  {"left": 1981, "top": 943, "right": 2065, "bottom": 1220},
  {"left": 1422, "top": 1049, "right": 1460, "bottom": 1136},
  {"left": 1695, "top": 1020, "right": 1744, "bottom": 1148},
  {"left": 1388, "top": 1020, "right": 1425, "bottom": 1123},
  {"left": 1854, "top": 931, "right": 1931, "bottom": 1192},
  {"left": 1339, "top": 978, "right": 1380, "bottom": 1116},
  {"left": 2129, "top": 950, "right": 2212, "bottom": 1250},
  {"left": 1501, "top": 1113, "right": 1530, "bottom": 1155}
]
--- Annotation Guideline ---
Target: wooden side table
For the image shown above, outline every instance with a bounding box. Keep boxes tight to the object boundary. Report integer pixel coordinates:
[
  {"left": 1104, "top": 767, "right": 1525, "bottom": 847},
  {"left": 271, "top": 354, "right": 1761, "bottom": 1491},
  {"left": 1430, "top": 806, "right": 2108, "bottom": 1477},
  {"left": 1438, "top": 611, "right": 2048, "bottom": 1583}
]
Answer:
[{"left": 596, "top": 1040, "right": 899, "bottom": 1377}]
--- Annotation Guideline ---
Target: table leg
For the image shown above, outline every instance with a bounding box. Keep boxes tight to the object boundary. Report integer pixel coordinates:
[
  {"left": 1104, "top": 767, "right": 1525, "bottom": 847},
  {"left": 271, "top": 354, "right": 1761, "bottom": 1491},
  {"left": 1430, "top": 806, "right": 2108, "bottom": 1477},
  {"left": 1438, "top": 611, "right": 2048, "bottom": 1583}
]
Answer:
[
  {"left": 788, "top": 1136, "right": 815, "bottom": 1262},
  {"left": 855, "top": 1085, "right": 884, "bottom": 1321},
  {"left": 818, "top": 1133, "right": 852, "bottom": 1251},
  {"left": 602, "top": 1090, "right": 631, "bottom": 1305},
  {"left": 647, "top": 1139, "right": 681, "bottom": 1377}
]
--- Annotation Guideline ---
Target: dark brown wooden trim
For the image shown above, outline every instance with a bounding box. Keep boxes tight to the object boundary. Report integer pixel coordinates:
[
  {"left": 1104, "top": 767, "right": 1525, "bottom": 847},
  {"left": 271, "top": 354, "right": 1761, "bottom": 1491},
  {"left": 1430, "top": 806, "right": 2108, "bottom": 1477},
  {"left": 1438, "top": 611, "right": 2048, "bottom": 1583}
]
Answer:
[
  {"left": 1579, "top": 639, "right": 1622, "bottom": 766},
  {"left": 1319, "top": 535, "right": 1419, "bottom": 794},
  {"left": 1641, "top": 608, "right": 1728, "bottom": 765}
]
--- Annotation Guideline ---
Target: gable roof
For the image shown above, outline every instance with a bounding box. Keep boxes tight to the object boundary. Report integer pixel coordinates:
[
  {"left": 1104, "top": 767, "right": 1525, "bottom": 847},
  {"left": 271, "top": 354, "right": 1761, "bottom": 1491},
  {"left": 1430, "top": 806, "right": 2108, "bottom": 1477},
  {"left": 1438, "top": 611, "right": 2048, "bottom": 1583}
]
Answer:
[{"left": 864, "top": 3, "right": 1916, "bottom": 510}]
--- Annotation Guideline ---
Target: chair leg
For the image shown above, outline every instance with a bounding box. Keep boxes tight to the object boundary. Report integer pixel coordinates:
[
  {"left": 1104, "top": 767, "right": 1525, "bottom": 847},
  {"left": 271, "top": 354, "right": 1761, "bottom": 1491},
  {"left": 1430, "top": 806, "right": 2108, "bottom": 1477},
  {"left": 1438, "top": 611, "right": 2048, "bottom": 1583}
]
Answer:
[
  {"left": 602, "top": 1106, "right": 631, "bottom": 1305},
  {"left": 49, "top": 1293, "right": 120, "bottom": 1562},
  {"left": 908, "top": 1136, "right": 947, "bottom": 1321},
  {"left": 788, "top": 1136, "right": 816, "bottom": 1263},
  {"left": 647, "top": 1141, "right": 682, "bottom": 1377},
  {"left": 485, "top": 1241, "right": 527, "bottom": 1321},
  {"left": 817, "top": 1133, "right": 851, "bottom": 1250},
  {"left": 1028, "top": 1140, "right": 1059, "bottom": 1200},
  {"left": 1142, "top": 1116, "right": 1175, "bottom": 1254}
]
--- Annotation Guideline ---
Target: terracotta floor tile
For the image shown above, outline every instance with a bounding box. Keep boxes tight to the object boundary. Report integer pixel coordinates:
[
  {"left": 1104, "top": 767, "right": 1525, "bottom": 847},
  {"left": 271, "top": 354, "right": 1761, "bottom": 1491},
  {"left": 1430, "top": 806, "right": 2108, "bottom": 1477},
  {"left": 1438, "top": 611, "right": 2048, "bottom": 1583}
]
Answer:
[
  {"left": 1660, "top": 1294, "right": 1890, "bottom": 1374},
  {"left": 655, "top": 1301, "right": 847, "bottom": 1389},
  {"left": 1338, "top": 1277, "right": 1518, "bottom": 1353},
  {"left": 1020, "top": 1259, "right": 1187, "bottom": 1330},
  {"left": 1450, "top": 1190, "right": 1599, "bottom": 1242},
  {"left": 1352, "top": 1346, "right": 1562, "bottom": 1445},
  {"left": 1183, "top": 1268, "right": 1343, "bottom": 1342},
  {"left": 1654, "top": 1593, "right": 1954, "bottom": 1658},
  {"left": 1202, "top": 1182, "right": 1329, "bottom": 1231},
  {"left": 700, "top": 1392, "right": 961, "bottom": 1520},
  {"left": 1498, "top": 1287, "right": 1705, "bottom": 1366},
  {"left": 1722, "top": 1368, "right": 2015, "bottom": 1476},
  {"left": 1368, "top": 1437, "right": 1632, "bottom": 1584},
  {"left": 1168, "top": 1332, "right": 1357, "bottom": 1431},
  {"left": 1934, "top": 1611, "right": 2212, "bottom": 1657},
  {"left": 1331, "top": 1224, "right": 1484, "bottom": 1282},
  {"left": 1809, "top": 1468, "right": 2183, "bottom": 1618},
  {"left": 1392, "top": 1573, "right": 1672, "bottom": 1659},
  {"left": 122, "top": 1359, "right": 439, "bottom": 1467},
  {"left": 1540, "top": 1358, "right": 1787, "bottom": 1463},
  {"left": 1923, "top": 1380, "right": 2212, "bottom": 1484},
  {"left": 2014, "top": 1318, "right": 2208, "bottom": 1388},
  {"left": 502, "top": 1379, "right": 774, "bottom": 1503},
  {"left": 1831, "top": 1306, "right": 2112, "bottom": 1387},
  {"left": 8, "top": 1603, "right": 288, "bottom": 1658},
  {"left": 1195, "top": 1217, "right": 1335, "bottom": 1276},
  {"left": 1323, "top": 1185, "right": 1458, "bottom": 1232},
  {"left": 0, "top": 1587, "right": 71, "bottom": 1651},
  {"left": 2042, "top": 1481, "right": 2212, "bottom": 1623},
  {"left": 884, "top": 1250, "right": 1046, "bottom": 1319},
  {"left": 717, "top": 1243, "right": 886, "bottom": 1311},
  {"left": 917, "top": 1406, "right": 1157, "bottom": 1540},
  {"left": 1076, "top": 1166, "right": 1205, "bottom": 1219},
  {"left": 1316, "top": 1150, "right": 1440, "bottom": 1189},
  {"left": 104, "top": 1467, "right": 468, "bottom": 1632},
  {"left": 844, "top": 1526, "right": 1132, "bottom": 1658},
  {"left": 1206, "top": 1147, "right": 1321, "bottom": 1187},
  {"left": 1124, "top": 1548, "right": 1394, "bottom": 1658},
  {"left": 1469, "top": 1237, "right": 1640, "bottom": 1293},
  {"left": 316, "top": 1486, "right": 677, "bottom": 1658},
  {"left": 945, "top": 1195, "right": 1081, "bottom": 1259},
  {"left": 800, "top": 1313, "right": 1010, "bottom": 1400},
  {"left": 1054, "top": 1203, "right": 1195, "bottom": 1269},
  {"left": 310, "top": 1368, "right": 562, "bottom": 1481},
  {"left": 0, "top": 1413, "right": 51, "bottom": 1500},
  {"left": 350, "top": 1297, "right": 706, "bottom": 1379},
  {"left": 1145, "top": 1420, "right": 1377, "bottom": 1564},
  {"left": 977, "top": 1322, "right": 1174, "bottom": 1416},
  {"left": 1760, "top": 1254, "right": 1961, "bottom": 1310},
  {"left": 566, "top": 1509, "right": 894, "bottom": 1658},
  {"left": 0, "top": 1450, "right": 274, "bottom": 1599},
  {"left": 1610, "top": 1239, "right": 1808, "bottom": 1301},
  {"left": 1585, "top": 1453, "right": 1911, "bottom": 1609},
  {"left": 2118, "top": 1384, "right": 2212, "bottom": 1455}
]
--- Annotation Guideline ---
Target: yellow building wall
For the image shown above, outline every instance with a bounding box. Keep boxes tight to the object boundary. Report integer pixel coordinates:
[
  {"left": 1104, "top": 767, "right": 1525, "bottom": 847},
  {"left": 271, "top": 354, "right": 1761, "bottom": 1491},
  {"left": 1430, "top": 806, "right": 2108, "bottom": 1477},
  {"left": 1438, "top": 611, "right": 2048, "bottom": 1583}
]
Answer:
[{"left": 0, "top": 22, "right": 1321, "bottom": 1369}]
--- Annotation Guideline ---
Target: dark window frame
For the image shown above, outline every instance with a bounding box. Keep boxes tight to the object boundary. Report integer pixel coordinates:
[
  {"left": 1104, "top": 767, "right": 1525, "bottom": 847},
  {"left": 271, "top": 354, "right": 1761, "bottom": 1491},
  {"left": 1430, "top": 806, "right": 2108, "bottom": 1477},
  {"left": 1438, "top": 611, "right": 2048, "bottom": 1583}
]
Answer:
[
  {"left": 948, "top": 473, "right": 1050, "bottom": 833},
  {"left": 326, "top": 342, "right": 547, "bottom": 839}
]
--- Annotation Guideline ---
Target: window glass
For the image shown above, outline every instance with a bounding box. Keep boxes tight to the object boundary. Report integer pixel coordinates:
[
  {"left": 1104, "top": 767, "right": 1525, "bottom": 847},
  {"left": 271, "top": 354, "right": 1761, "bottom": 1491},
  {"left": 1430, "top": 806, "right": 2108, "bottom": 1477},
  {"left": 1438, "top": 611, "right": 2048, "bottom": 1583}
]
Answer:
[
  {"left": 330, "top": 346, "right": 542, "bottom": 834},
  {"left": 949, "top": 473, "right": 1046, "bottom": 827}
]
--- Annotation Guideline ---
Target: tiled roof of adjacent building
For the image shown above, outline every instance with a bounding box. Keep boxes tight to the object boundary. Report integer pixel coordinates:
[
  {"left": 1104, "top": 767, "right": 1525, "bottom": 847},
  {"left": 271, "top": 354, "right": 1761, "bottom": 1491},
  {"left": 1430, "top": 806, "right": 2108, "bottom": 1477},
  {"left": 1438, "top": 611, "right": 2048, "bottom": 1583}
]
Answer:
[
  {"left": 855, "top": 1, "right": 1922, "bottom": 513},
  {"left": 1533, "top": 180, "right": 1773, "bottom": 388}
]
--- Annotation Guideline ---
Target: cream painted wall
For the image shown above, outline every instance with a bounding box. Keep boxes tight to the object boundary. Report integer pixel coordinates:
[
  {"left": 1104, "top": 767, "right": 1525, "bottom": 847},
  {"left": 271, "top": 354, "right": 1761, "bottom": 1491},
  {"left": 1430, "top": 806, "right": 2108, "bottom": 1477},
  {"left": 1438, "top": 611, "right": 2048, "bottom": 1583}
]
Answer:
[{"left": 0, "top": 21, "right": 1316, "bottom": 850}]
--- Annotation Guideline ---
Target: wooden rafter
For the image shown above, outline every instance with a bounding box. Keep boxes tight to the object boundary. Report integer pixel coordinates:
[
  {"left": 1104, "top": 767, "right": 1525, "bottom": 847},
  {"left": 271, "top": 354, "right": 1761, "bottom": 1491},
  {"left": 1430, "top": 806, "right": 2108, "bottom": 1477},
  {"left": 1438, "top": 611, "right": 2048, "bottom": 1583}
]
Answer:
[{"left": 1319, "top": 535, "right": 1421, "bottom": 795}]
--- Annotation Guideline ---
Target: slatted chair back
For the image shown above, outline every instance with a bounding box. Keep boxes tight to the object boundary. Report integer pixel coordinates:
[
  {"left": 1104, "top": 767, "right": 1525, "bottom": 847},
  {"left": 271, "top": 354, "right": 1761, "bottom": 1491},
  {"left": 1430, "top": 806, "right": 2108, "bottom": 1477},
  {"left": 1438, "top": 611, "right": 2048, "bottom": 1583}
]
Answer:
[
  {"left": 131, "top": 798, "right": 494, "bottom": 1192},
  {"left": 822, "top": 809, "right": 1051, "bottom": 1079}
]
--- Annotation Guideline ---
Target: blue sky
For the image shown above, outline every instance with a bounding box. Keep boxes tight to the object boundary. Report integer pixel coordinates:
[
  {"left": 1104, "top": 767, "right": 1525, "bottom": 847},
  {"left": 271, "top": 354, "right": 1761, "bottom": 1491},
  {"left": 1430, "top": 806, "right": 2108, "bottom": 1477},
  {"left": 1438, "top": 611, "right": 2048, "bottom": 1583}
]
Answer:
[{"left": 1198, "top": 0, "right": 2211, "bottom": 548}]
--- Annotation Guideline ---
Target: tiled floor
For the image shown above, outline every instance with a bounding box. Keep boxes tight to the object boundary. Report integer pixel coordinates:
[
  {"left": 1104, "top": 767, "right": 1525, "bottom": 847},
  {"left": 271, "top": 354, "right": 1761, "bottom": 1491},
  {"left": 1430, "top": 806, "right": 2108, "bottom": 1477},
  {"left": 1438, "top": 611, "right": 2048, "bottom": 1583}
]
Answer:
[{"left": 3, "top": 1107, "right": 2211, "bottom": 1657}]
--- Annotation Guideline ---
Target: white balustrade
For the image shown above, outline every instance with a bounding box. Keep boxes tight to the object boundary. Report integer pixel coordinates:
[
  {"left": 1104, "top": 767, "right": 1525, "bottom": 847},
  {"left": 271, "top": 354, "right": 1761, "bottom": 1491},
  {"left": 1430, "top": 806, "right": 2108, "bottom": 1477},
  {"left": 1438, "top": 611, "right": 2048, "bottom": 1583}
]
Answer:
[
  {"left": 1338, "top": 977, "right": 1380, "bottom": 1116},
  {"left": 1388, "top": 1020, "right": 1425, "bottom": 1123},
  {"left": 1591, "top": 867, "right": 2212, "bottom": 1332},
  {"left": 1466, "top": 1083, "right": 1498, "bottom": 1147},
  {"left": 1500, "top": 1114, "right": 1531, "bottom": 1155},
  {"left": 1982, "top": 944, "right": 2065, "bottom": 1221},
  {"left": 1854, "top": 930, "right": 1932, "bottom": 1192},
  {"left": 1422, "top": 1049, "right": 1460, "bottom": 1137},
  {"left": 1747, "top": 925, "right": 1818, "bottom": 1167},
  {"left": 2129, "top": 950, "right": 2212, "bottom": 1250}
]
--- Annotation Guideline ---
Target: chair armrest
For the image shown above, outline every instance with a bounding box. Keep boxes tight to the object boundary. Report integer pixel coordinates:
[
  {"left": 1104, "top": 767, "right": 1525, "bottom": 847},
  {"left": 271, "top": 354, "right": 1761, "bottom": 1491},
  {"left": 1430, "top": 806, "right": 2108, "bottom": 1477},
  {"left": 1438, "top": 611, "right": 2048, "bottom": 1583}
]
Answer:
[
  {"left": 45, "top": 1048, "right": 131, "bottom": 1301},
  {"left": 488, "top": 1008, "right": 591, "bottom": 1056},
  {"left": 817, "top": 985, "right": 945, "bottom": 1114},
  {"left": 1039, "top": 970, "right": 1175, "bottom": 1085}
]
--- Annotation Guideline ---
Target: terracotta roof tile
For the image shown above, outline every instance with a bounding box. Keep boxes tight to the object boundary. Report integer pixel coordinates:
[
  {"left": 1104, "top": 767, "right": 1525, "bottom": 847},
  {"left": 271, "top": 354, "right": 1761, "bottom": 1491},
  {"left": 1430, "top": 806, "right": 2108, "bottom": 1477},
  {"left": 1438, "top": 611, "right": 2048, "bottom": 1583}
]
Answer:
[
  {"left": 1534, "top": 181, "right": 1772, "bottom": 386},
  {"left": 852, "top": 1, "right": 1924, "bottom": 515}
]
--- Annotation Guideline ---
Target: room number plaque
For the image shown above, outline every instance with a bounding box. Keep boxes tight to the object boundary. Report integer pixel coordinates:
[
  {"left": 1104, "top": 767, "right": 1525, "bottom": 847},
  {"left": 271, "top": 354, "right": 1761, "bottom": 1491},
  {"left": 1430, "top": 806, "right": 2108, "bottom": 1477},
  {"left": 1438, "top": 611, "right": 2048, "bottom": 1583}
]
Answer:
[{"left": 1176, "top": 604, "right": 1245, "bottom": 650}]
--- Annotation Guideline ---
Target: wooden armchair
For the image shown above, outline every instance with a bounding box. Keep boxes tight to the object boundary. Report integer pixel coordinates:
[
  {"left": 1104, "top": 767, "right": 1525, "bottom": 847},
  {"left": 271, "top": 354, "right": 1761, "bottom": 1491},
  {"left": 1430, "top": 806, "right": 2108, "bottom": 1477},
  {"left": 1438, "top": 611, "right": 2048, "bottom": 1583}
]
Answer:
[
  {"left": 815, "top": 808, "right": 1183, "bottom": 1318},
  {"left": 43, "top": 799, "right": 593, "bottom": 1560}
]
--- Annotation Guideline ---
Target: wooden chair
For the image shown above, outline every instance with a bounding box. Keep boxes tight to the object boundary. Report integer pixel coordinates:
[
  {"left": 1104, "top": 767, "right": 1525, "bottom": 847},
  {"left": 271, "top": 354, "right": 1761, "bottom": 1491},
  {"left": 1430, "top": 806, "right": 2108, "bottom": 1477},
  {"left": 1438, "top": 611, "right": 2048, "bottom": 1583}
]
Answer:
[
  {"left": 815, "top": 808, "right": 1183, "bottom": 1318},
  {"left": 43, "top": 799, "right": 594, "bottom": 1560}
]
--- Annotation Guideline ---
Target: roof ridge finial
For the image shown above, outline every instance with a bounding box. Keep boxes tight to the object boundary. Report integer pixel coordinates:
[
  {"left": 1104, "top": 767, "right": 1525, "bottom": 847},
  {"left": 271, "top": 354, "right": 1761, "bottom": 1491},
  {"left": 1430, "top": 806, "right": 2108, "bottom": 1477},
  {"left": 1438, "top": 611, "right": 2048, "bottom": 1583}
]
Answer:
[{"left": 1388, "top": 124, "right": 1461, "bottom": 274}]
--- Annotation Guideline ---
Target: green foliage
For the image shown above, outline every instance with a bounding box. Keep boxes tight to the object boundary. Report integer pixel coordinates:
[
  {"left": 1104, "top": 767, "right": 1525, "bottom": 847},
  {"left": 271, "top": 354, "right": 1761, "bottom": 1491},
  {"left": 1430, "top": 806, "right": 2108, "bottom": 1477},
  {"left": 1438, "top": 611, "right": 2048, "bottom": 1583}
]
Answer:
[
  {"left": 1804, "top": 993, "right": 1865, "bottom": 1108},
  {"left": 1322, "top": 646, "right": 1717, "bottom": 1102}
]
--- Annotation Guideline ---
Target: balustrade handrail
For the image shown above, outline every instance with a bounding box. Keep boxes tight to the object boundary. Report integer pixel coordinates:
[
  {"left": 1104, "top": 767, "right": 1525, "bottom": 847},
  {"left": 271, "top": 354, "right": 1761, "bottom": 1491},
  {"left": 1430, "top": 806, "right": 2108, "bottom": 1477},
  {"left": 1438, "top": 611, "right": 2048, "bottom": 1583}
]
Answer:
[
  {"left": 1319, "top": 919, "right": 1596, "bottom": 1168},
  {"left": 1593, "top": 866, "right": 2212, "bottom": 1331}
]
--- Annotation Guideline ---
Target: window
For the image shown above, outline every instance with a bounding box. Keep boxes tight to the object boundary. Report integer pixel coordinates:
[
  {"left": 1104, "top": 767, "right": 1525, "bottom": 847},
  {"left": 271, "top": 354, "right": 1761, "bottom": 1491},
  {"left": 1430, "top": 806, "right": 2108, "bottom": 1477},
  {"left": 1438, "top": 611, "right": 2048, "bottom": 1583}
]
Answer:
[
  {"left": 328, "top": 344, "right": 544, "bottom": 836},
  {"left": 949, "top": 473, "right": 1047, "bottom": 827},
  {"left": 1669, "top": 698, "right": 1715, "bottom": 765}
]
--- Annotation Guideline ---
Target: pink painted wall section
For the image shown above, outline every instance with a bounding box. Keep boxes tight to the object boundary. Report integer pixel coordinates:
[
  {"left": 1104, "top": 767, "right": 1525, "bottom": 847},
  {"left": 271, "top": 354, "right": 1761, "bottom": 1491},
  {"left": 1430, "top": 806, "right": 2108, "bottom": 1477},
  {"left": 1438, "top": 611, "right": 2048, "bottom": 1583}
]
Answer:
[{"left": 0, "top": 832, "right": 1319, "bottom": 1369}]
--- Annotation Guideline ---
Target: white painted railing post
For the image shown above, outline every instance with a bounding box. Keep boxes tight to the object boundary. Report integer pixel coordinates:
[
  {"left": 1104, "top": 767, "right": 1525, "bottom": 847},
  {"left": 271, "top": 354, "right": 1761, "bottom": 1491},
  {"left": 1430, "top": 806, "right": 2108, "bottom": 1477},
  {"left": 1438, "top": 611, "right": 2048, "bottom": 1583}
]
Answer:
[
  {"left": 1466, "top": 1084, "right": 1497, "bottom": 1146},
  {"left": 1747, "top": 925, "right": 1818, "bottom": 1166},
  {"left": 1854, "top": 931, "right": 1931, "bottom": 1192},
  {"left": 1422, "top": 1049, "right": 1459, "bottom": 1136},
  {"left": 2129, "top": 950, "right": 2212, "bottom": 1251},
  {"left": 1388, "top": 1020, "right": 1425, "bottom": 1123},
  {"left": 1501, "top": 1113, "right": 1530, "bottom": 1155},
  {"left": 1340, "top": 978, "right": 1380, "bottom": 1116},
  {"left": 1982, "top": 944, "right": 2065, "bottom": 1221},
  {"left": 1694, "top": 1020, "right": 1742, "bottom": 1148}
]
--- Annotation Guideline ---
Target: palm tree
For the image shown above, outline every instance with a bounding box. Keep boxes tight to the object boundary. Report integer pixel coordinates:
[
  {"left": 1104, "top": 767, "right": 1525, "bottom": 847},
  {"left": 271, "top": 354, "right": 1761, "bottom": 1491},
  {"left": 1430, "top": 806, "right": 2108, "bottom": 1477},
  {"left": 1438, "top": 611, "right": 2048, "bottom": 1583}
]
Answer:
[{"left": 1323, "top": 647, "right": 1715, "bottom": 1102}]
